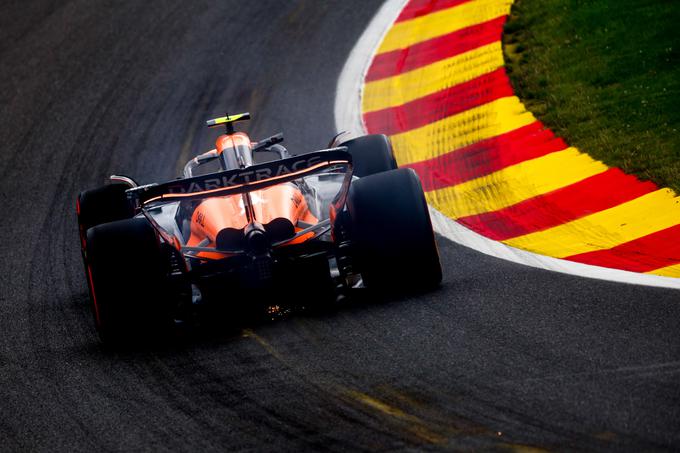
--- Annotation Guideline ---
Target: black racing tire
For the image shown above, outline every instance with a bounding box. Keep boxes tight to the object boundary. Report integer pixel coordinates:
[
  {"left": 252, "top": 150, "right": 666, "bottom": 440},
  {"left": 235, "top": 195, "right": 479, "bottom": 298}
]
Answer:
[
  {"left": 77, "top": 183, "right": 134, "bottom": 237},
  {"left": 85, "top": 217, "right": 173, "bottom": 345},
  {"left": 341, "top": 134, "right": 398, "bottom": 178},
  {"left": 347, "top": 168, "right": 442, "bottom": 291}
]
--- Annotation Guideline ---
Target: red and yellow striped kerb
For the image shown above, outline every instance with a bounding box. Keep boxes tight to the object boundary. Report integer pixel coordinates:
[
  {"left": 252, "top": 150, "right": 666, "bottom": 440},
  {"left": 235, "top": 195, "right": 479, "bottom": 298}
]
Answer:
[{"left": 362, "top": 0, "right": 680, "bottom": 277}]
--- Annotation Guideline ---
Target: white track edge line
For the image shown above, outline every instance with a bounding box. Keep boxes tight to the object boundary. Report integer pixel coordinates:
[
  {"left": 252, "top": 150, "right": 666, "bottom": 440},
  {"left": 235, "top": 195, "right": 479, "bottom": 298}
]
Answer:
[
  {"left": 334, "top": 0, "right": 409, "bottom": 143},
  {"left": 334, "top": 0, "right": 680, "bottom": 289}
]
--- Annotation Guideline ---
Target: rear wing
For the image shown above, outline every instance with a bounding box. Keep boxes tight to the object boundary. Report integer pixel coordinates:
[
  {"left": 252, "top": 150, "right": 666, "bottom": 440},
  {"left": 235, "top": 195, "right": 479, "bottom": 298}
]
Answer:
[{"left": 127, "top": 148, "right": 352, "bottom": 207}]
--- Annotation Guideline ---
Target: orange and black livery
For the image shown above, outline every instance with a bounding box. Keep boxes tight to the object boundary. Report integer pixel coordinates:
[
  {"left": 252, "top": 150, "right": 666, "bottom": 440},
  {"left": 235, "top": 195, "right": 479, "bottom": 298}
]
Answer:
[{"left": 76, "top": 112, "right": 441, "bottom": 345}]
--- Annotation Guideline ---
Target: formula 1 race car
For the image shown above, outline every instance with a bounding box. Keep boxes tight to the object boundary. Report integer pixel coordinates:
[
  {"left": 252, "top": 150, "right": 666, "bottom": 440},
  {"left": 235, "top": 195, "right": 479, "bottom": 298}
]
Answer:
[{"left": 77, "top": 113, "right": 441, "bottom": 343}]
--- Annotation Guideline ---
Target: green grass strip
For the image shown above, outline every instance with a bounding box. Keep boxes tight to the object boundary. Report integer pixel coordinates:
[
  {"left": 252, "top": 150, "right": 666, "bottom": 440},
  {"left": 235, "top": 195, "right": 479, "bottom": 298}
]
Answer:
[{"left": 503, "top": 0, "right": 680, "bottom": 193}]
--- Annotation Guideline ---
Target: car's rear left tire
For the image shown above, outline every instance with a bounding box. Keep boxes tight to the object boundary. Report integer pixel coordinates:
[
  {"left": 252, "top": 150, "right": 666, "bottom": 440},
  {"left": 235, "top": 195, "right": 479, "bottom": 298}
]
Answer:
[
  {"left": 85, "top": 217, "right": 174, "bottom": 345},
  {"left": 347, "top": 168, "right": 442, "bottom": 291},
  {"left": 77, "top": 183, "right": 134, "bottom": 232}
]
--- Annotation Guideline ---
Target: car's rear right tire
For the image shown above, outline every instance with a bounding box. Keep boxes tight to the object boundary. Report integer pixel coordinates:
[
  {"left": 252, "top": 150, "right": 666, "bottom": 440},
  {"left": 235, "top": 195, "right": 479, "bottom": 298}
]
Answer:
[
  {"left": 341, "top": 134, "right": 398, "bottom": 177},
  {"left": 85, "top": 217, "right": 173, "bottom": 345},
  {"left": 347, "top": 168, "right": 442, "bottom": 291}
]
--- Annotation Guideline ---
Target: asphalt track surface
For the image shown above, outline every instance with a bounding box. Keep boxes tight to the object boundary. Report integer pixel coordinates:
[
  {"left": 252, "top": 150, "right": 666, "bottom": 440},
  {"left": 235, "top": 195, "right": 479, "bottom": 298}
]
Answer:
[{"left": 1, "top": 1, "right": 679, "bottom": 451}]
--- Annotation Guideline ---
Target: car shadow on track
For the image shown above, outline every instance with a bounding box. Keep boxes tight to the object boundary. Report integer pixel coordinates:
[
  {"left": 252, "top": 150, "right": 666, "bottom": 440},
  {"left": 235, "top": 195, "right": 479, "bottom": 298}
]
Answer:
[{"left": 72, "top": 282, "right": 445, "bottom": 356}]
